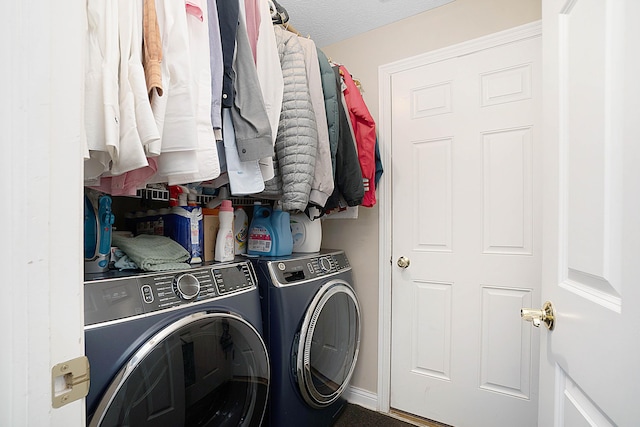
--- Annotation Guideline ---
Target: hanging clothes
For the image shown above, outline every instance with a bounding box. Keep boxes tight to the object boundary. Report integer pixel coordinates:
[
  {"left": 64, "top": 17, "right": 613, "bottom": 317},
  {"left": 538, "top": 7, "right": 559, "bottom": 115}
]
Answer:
[
  {"left": 89, "top": 0, "right": 159, "bottom": 196},
  {"left": 89, "top": 158, "right": 158, "bottom": 196},
  {"left": 84, "top": 0, "right": 120, "bottom": 181},
  {"left": 374, "top": 137, "right": 384, "bottom": 188},
  {"left": 221, "top": 0, "right": 268, "bottom": 196},
  {"left": 207, "top": 0, "right": 226, "bottom": 177},
  {"left": 260, "top": 25, "right": 318, "bottom": 212},
  {"left": 150, "top": 0, "right": 199, "bottom": 178},
  {"left": 206, "top": 0, "right": 224, "bottom": 137},
  {"left": 324, "top": 65, "right": 364, "bottom": 211},
  {"left": 166, "top": 0, "right": 221, "bottom": 185},
  {"left": 255, "top": 0, "right": 284, "bottom": 182},
  {"left": 129, "top": 0, "right": 160, "bottom": 151},
  {"left": 216, "top": 0, "right": 239, "bottom": 109},
  {"left": 339, "top": 65, "right": 377, "bottom": 207},
  {"left": 244, "top": 0, "right": 261, "bottom": 62},
  {"left": 317, "top": 49, "right": 339, "bottom": 177},
  {"left": 142, "top": 0, "right": 163, "bottom": 98},
  {"left": 81, "top": 0, "right": 375, "bottom": 204},
  {"left": 230, "top": 0, "right": 273, "bottom": 164},
  {"left": 111, "top": 0, "right": 150, "bottom": 178},
  {"left": 222, "top": 109, "right": 265, "bottom": 195},
  {"left": 297, "top": 36, "right": 334, "bottom": 209}
]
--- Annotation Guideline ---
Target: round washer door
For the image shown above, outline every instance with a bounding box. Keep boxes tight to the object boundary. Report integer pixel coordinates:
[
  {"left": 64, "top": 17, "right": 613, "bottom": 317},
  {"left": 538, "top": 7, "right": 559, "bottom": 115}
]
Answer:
[
  {"left": 295, "top": 280, "right": 361, "bottom": 408},
  {"left": 89, "top": 312, "right": 269, "bottom": 427}
]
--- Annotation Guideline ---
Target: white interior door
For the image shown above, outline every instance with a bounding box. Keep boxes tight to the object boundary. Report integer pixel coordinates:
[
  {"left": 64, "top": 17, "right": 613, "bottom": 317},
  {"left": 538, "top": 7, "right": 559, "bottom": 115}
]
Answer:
[
  {"left": 0, "top": 1, "right": 86, "bottom": 426},
  {"left": 389, "top": 28, "right": 542, "bottom": 426},
  {"left": 538, "top": 1, "right": 640, "bottom": 425}
]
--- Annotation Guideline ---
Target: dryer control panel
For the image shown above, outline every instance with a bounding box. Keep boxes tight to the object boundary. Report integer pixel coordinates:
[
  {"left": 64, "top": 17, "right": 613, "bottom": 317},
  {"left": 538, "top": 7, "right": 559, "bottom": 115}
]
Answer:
[
  {"left": 84, "top": 261, "right": 256, "bottom": 326},
  {"left": 267, "top": 250, "right": 351, "bottom": 287}
]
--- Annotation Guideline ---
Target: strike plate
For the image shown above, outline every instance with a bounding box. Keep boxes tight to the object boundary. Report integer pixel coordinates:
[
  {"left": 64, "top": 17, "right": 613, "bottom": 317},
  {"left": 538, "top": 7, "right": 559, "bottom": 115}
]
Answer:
[{"left": 51, "top": 356, "right": 90, "bottom": 408}]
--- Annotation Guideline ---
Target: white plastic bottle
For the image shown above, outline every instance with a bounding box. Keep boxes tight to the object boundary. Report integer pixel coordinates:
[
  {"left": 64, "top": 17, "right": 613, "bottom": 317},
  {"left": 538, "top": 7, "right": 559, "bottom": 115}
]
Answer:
[
  {"left": 214, "top": 200, "right": 235, "bottom": 262},
  {"left": 234, "top": 207, "right": 248, "bottom": 255}
]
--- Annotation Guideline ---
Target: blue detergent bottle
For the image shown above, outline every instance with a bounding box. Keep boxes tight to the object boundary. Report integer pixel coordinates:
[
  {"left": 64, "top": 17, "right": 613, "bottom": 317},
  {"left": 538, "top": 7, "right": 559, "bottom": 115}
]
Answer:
[
  {"left": 271, "top": 207, "right": 293, "bottom": 256},
  {"left": 248, "top": 203, "right": 276, "bottom": 256}
]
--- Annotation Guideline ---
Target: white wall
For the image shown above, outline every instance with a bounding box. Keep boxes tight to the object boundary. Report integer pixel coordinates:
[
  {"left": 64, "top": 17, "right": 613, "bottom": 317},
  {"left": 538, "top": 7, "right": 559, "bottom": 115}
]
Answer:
[{"left": 321, "top": 0, "right": 541, "bottom": 395}]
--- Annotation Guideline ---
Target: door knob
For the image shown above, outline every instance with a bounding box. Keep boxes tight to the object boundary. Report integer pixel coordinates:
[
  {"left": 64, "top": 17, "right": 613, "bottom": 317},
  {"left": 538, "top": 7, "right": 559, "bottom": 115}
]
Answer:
[
  {"left": 397, "top": 257, "right": 410, "bottom": 269},
  {"left": 521, "top": 301, "right": 555, "bottom": 330}
]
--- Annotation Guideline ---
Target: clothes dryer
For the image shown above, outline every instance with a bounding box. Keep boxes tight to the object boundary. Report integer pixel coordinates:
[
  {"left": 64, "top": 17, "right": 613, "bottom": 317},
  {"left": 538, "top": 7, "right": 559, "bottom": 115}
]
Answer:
[
  {"left": 84, "top": 261, "right": 269, "bottom": 427},
  {"left": 250, "top": 250, "right": 361, "bottom": 427}
]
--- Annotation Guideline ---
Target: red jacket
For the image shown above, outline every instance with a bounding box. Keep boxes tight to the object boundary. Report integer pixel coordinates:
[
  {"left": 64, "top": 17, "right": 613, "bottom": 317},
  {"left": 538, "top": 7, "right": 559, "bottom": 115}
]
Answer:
[{"left": 339, "top": 65, "right": 377, "bottom": 207}]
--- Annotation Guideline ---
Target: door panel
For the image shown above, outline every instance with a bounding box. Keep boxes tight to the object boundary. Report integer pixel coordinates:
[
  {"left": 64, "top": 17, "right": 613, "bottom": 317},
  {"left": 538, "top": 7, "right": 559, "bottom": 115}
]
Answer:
[
  {"left": 390, "top": 34, "right": 542, "bottom": 426},
  {"left": 539, "top": 0, "right": 640, "bottom": 425}
]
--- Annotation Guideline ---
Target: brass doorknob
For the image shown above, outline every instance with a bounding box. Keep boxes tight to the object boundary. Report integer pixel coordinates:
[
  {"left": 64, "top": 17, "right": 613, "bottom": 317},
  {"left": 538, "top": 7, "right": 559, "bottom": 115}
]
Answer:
[
  {"left": 521, "top": 301, "right": 555, "bottom": 330},
  {"left": 397, "top": 257, "right": 410, "bottom": 269}
]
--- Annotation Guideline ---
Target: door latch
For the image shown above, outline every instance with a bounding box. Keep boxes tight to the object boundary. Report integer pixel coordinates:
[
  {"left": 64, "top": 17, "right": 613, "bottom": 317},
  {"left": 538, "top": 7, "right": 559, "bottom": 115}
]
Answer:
[{"left": 51, "top": 356, "right": 90, "bottom": 408}]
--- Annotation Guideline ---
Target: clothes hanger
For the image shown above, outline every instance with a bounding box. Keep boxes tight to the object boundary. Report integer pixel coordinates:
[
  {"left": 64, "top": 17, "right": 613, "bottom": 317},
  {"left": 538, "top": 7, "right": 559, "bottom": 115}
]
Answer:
[
  {"left": 282, "top": 21, "right": 302, "bottom": 37},
  {"left": 268, "top": 0, "right": 310, "bottom": 38},
  {"left": 268, "top": 0, "right": 277, "bottom": 19},
  {"left": 270, "top": 0, "right": 289, "bottom": 24}
]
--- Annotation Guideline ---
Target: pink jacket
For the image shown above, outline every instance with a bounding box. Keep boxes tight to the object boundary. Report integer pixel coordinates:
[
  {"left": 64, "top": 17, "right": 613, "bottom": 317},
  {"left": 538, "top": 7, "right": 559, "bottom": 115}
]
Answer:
[{"left": 339, "top": 65, "right": 377, "bottom": 207}]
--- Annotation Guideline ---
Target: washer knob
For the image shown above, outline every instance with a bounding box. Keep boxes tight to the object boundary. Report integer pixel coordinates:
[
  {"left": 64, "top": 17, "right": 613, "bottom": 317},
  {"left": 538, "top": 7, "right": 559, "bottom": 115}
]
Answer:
[
  {"left": 318, "top": 257, "right": 332, "bottom": 273},
  {"left": 173, "top": 273, "right": 200, "bottom": 300}
]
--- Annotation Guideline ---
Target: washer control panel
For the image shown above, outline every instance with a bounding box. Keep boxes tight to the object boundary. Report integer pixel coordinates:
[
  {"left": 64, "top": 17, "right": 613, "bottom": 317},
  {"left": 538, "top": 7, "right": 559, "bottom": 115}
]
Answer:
[
  {"left": 267, "top": 251, "right": 351, "bottom": 286},
  {"left": 84, "top": 261, "right": 256, "bottom": 326}
]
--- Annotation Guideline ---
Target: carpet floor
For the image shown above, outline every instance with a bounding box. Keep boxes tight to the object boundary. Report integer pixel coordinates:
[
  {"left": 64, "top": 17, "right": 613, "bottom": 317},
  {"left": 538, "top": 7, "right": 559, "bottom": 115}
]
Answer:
[{"left": 333, "top": 404, "right": 415, "bottom": 426}]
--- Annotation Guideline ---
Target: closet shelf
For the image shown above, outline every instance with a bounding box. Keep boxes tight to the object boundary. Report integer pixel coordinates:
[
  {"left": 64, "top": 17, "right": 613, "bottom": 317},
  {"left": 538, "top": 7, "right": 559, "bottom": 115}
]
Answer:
[
  {"left": 134, "top": 187, "right": 272, "bottom": 207},
  {"left": 134, "top": 187, "right": 169, "bottom": 201}
]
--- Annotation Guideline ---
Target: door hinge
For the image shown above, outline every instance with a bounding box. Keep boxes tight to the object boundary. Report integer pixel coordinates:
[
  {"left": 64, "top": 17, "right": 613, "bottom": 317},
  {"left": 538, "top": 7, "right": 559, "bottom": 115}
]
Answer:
[{"left": 51, "top": 356, "right": 90, "bottom": 408}]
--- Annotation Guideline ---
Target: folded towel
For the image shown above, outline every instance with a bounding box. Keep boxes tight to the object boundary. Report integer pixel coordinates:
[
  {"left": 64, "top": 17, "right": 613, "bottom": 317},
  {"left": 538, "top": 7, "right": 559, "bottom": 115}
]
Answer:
[
  {"left": 112, "top": 248, "right": 139, "bottom": 270},
  {"left": 112, "top": 234, "right": 192, "bottom": 271}
]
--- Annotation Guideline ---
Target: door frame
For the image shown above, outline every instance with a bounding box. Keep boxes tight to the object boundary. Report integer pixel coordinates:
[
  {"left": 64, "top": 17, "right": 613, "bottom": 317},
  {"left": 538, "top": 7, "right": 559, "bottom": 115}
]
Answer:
[{"left": 376, "top": 21, "right": 542, "bottom": 414}]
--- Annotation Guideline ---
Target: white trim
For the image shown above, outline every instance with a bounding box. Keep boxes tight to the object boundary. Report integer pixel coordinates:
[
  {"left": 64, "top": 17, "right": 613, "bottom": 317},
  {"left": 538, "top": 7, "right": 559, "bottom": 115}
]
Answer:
[
  {"left": 376, "top": 88, "right": 393, "bottom": 413},
  {"left": 380, "top": 20, "right": 542, "bottom": 76},
  {"left": 344, "top": 385, "right": 378, "bottom": 411},
  {"left": 376, "top": 20, "right": 542, "bottom": 415}
]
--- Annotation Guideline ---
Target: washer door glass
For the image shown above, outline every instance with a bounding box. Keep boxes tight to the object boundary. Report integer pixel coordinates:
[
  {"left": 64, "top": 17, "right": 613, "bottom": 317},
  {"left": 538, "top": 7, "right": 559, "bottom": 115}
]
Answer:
[
  {"left": 90, "top": 312, "right": 269, "bottom": 427},
  {"left": 296, "top": 281, "right": 361, "bottom": 407}
]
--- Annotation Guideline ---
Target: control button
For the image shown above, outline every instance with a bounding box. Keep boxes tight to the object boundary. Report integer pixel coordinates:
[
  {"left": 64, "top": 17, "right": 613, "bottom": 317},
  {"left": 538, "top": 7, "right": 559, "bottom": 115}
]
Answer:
[
  {"left": 278, "top": 262, "right": 286, "bottom": 271},
  {"left": 141, "top": 285, "right": 154, "bottom": 304},
  {"left": 318, "top": 257, "right": 332, "bottom": 273},
  {"left": 173, "top": 273, "right": 200, "bottom": 300},
  {"left": 307, "top": 262, "right": 314, "bottom": 274}
]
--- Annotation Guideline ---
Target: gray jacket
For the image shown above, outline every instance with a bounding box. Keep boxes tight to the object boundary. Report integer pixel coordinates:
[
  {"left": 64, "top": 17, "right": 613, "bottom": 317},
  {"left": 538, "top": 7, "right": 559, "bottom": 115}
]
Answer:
[
  {"left": 298, "top": 37, "right": 334, "bottom": 208},
  {"left": 262, "top": 26, "right": 317, "bottom": 212},
  {"left": 230, "top": 10, "right": 274, "bottom": 162},
  {"left": 317, "top": 48, "right": 339, "bottom": 176}
]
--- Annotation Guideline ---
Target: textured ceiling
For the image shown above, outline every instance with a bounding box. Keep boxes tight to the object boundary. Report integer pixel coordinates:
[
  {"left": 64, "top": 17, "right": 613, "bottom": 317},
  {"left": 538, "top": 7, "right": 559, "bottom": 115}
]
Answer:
[{"left": 277, "top": 0, "right": 454, "bottom": 47}]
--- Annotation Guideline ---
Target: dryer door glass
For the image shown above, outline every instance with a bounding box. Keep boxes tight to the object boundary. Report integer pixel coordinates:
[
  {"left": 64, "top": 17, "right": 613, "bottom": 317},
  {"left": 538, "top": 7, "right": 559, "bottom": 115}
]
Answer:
[
  {"left": 89, "top": 313, "right": 269, "bottom": 427},
  {"left": 296, "top": 281, "right": 361, "bottom": 407}
]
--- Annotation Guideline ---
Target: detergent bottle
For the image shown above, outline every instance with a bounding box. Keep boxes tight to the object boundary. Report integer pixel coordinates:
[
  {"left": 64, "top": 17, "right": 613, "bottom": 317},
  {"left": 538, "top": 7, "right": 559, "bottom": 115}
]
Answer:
[
  {"left": 214, "top": 200, "right": 235, "bottom": 262},
  {"left": 271, "top": 204, "right": 293, "bottom": 256},
  {"left": 290, "top": 212, "right": 322, "bottom": 253},
  {"left": 247, "top": 203, "right": 276, "bottom": 256},
  {"left": 234, "top": 207, "right": 248, "bottom": 255}
]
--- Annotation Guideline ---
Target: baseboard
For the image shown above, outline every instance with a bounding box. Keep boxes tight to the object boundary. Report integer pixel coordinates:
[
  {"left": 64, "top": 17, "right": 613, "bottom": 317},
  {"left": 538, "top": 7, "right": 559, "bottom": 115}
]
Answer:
[{"left": 343, "top": 386, "right": 378, "bottom": 411}]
